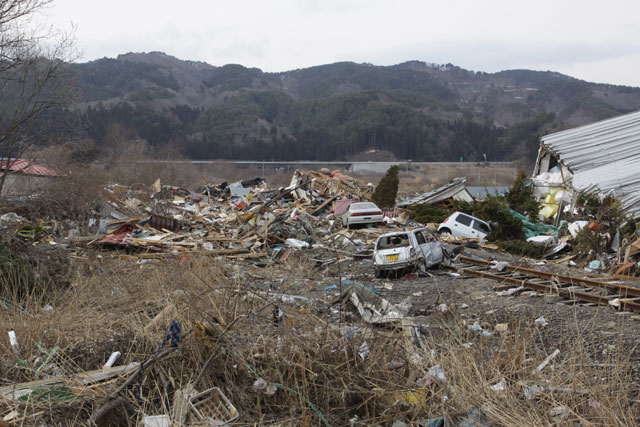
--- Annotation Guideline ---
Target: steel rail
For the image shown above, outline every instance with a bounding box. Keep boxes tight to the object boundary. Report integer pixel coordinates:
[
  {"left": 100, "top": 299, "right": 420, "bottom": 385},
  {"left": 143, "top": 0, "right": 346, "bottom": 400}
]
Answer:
[
  {"left": 451, "top": 256, "right": 640, "bottom": 313},
  {"left": 458, "top": 256, "right": 640, "bottom": 298}
]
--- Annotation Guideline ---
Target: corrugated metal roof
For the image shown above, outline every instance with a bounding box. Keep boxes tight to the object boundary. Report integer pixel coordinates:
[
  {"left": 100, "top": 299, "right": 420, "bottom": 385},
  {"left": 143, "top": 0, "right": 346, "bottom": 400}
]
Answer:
[
  {"left": 0, "top": 159, "right": 61, "bottom": 176},
  {"left": 396, "top": 177, "right": 470, "bottom": 207},
  {"left": 466, "top": 186, "right": 509, "bottom": 199},
  {"left": 539, "top": 110, "right": 640, "bottom": 218}
]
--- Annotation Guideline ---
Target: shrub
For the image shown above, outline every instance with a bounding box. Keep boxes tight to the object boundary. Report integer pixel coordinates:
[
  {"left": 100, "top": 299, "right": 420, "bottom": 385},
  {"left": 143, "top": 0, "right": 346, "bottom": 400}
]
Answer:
[
  {"left": 573, "top": 194, "right": 626, "bottom": 258},
  {"left": 408, "top": 203, "right": 450, "bottom": 224},
  {"left": 0, "top": 237, "right": 70, "bottom": 302},
  {"left": 496, "top": 240, "right": 546, "bottom": 258},
  {"left": 0, "top": 242, "right": 35, "bottom": 300},
  {"left": 452, "top": 200, "right": 474, "bottom": 215},
  {"left": 472, "top": 195, "right": 525, "bottom": 241}
]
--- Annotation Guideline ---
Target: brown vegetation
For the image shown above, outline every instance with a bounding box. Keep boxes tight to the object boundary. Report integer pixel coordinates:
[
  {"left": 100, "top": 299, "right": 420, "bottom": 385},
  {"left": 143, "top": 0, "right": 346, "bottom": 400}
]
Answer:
[
  {"left": 0, "top": 161, "right": 638, "bottom": 425},
  {"left": 1, "top": 254, "right": 638, "bottom": 425}
]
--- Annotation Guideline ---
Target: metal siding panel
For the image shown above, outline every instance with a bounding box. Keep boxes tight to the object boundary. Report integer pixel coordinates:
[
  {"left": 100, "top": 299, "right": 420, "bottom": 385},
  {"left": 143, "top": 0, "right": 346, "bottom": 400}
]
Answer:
[{"left": 538, "top": 110, "right": 640, "bottom": 218}]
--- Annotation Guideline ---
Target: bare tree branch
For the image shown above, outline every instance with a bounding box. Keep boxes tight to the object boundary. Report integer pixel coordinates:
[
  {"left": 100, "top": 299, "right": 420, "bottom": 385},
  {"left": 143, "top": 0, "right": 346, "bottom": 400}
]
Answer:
[{"left": 0, "top": 0, "right": 77, "bottom": 198}]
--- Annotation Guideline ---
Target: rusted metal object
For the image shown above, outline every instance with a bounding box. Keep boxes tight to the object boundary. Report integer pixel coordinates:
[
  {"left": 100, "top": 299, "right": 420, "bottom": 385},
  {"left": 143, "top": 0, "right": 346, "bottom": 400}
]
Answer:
[
  {"left": 150, "top": 214, "right": 182, "bottom": 232},
  {"left": 451, "top": 256, "right": 640, "bottom": 313}
]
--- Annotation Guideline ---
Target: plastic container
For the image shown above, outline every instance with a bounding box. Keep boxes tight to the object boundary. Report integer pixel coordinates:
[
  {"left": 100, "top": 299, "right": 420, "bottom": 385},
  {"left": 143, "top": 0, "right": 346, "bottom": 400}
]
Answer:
[
  {"left": 142, "top": 415, "right": 170, "bottom": 427},
  {"left": 188, "top": 387, "right": 238, "bottom": 423}
]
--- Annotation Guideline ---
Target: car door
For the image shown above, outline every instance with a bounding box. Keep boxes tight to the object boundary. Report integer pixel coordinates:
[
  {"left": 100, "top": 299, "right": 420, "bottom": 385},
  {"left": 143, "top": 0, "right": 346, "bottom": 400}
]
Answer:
[
  {"left": 453, "top": 213, "right": 475, "bottom": 238},
  {"left": 414, "top": 230, "right": 443, "bottom": 267},
  {"left": 421, "top": 230, "right": 444, "bottom": 266},
  {"left": 413, "top": 230, "right": 428, "bottom": 265},
  {"left": 471, "top": 219, "right": 491, "bottom": 241}
]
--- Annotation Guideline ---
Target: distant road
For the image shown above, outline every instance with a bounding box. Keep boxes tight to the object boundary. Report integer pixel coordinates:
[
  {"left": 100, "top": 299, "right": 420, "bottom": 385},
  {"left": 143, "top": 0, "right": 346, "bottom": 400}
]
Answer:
[{"left": 141, "top": 160, "right": 516, "bottom": 174}]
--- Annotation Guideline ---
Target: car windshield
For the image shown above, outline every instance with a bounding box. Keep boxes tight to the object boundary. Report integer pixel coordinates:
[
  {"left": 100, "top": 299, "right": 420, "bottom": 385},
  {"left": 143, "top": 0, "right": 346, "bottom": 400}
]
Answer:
[
  {"left": 377, "top": 234, "right": 410, "bottom": 250},
  {"left": 351, "top": 202, "right": 377, "bottom": 210}
]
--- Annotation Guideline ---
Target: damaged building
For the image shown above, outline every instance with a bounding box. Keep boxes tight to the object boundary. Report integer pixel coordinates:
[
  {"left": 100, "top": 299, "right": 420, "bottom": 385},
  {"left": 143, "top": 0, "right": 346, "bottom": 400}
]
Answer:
[
  {"left": 0, "top": 159, "right": 61, "bottom": 198},
  {"left": 396, "top": 177, "right": 473, "bottom": 209},
  {"left": 532, "top": 110, "right": 640, "bottom": 220}
]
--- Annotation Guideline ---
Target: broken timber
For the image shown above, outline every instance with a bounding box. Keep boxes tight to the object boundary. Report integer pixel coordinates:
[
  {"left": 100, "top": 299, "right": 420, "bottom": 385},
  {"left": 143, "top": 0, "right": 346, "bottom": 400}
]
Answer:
[
  {"left": 0, "top": 363, "right": 140, "bottom": 401},
  {"left": 451, "top": 256, "right": 640, "bottom": 313}
]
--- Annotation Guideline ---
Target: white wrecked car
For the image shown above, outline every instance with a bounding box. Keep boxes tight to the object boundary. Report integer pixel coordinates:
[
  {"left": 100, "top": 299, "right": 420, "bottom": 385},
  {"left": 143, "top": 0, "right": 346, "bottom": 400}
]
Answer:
[
  {"left": 374, "top": 228, "right": 444, "bottom": 278},
  {"left": 342, "top": 202, "right": 384, "bottom": 228},
  {"left": 438, "top": 211, "right": 491, "bottom": 241}
]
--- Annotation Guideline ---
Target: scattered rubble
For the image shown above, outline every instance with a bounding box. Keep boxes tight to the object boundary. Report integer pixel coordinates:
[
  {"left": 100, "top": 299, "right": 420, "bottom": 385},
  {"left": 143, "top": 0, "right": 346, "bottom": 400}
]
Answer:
[{"left": 1, "top": 165, "right": 640, "bottom": 425}]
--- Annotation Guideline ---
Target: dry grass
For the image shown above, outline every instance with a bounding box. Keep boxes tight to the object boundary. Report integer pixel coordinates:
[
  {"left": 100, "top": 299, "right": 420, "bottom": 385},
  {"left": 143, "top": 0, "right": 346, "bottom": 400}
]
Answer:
[
  {"left": 1, "top": 254, "right": 638, "bottom": 426},
  {"left": 401, "top": 164, "right": 517, "bottom": 189},
  {"left": 122, "top": 161, "right": 519, "bottom": 194},
  {"left": 1, "top": 159, "right": 632, "bottom": 425},
  {"left": 351, "top": 164, "right": 518, "bottom": 198}
]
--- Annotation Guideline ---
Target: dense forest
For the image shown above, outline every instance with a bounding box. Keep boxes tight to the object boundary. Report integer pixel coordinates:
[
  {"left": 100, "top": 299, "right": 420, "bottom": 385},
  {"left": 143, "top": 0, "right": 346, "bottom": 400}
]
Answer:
[{"left": 59, "top": 52, "right": 640, "bottom": 163}]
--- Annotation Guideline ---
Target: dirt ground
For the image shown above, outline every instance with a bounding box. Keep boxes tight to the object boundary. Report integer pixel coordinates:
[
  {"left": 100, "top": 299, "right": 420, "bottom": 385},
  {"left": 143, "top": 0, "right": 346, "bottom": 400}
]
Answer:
[
  {"left": 299, "top": 243, "right": 640, "bottom": 388},
  {"left": 2, "top": 240, "right": 640, "bottom": 425},
  {"left": 222, "top": 243, "right": 640, "bottom": 424},
  {"left": 333, "top": 245, "right": 640, "bottom": 365}
]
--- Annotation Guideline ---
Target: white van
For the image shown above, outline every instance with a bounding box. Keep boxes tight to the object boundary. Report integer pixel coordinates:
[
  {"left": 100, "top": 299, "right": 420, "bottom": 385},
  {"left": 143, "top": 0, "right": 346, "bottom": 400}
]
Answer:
[{"left": 438, "top": 212, "right": 491, "bottom": 241}]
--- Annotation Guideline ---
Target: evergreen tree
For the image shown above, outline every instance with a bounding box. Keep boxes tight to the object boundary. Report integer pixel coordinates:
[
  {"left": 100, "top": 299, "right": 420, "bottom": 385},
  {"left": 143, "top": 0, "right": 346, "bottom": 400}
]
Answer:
[
  {"left": 372, "top": 165, "right": 399, "bottom": 207},
  {"left": 506, "top": 170, "right": 539, "bottom": 220}
]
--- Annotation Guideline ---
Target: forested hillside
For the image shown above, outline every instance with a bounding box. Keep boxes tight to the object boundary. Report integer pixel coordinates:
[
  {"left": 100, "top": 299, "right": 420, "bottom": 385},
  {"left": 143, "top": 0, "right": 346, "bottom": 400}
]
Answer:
[{"left": 65, "top": 52, "right": 640, "bottom": 162}]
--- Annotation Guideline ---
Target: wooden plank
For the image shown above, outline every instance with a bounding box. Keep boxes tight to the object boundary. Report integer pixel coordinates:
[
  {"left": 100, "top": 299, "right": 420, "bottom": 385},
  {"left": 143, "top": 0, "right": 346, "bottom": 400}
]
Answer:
[
  {"left": 310, "top": 195, "right": 338, "bottom": 216},
  {"left": 0, "top": 363, "right": 140, "bottom": 399},
  {"left": 76, "top": 363, "right": 140, "bottom": 385}
]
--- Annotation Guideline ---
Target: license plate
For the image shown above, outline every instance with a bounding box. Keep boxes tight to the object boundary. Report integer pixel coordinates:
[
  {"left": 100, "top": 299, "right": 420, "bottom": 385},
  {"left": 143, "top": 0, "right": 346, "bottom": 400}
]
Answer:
[{"left": 387, "top": 254, "right": 399, "bottom": 262}]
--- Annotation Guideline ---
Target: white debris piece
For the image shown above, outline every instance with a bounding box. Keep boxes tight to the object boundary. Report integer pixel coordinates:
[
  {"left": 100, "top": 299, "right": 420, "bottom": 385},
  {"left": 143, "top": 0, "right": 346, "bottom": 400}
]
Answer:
[
  {"left": 527, "top": 235, "right": 557, "bottom": 245},
  {"left": 490, "top": 378, "right": 506, "bottom": 392},
  {"left": 497, "top": 286, "right": 524, "bottom": 296},
  {"left": 490, "top": 261, "right": 509, "bottom": 272},
  {"left": 428, "top": 364, "right": 447, "bottom": 385},
  {"left": 8, "top": 330, "right": 20, "bottom": 357},
  {"left": 534, "top": 316, "right": 548, "bottom": 327},
  {"left": 568, "top": 221, "right": 589, "bottom": 238},
  {"left": 103, "top": 351, "right": 121, "bottom": 368},
  {"left": 535, "top": 348, "right": 560, "bottom": 373},
  {"left": 143, "top": 415, "right": 170, "bottom": 427},
  {"left": 285, "top": 238, "right": 310, "bottom": 249},
  {"left": 548, "top": 405, "right": 570, "bottom": 423}
]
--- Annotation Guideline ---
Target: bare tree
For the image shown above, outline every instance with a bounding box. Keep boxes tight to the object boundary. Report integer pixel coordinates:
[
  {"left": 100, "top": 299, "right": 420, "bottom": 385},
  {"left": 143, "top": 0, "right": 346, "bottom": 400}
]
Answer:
[{"left": 0, "top": 0, "right": 77, "bottom": 198}]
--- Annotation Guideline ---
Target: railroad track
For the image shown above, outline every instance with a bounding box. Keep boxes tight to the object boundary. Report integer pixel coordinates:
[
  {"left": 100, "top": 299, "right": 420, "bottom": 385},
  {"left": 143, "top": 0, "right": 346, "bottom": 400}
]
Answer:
[{"left": 450, "top": 255, "right": 640, "bottom": 313}]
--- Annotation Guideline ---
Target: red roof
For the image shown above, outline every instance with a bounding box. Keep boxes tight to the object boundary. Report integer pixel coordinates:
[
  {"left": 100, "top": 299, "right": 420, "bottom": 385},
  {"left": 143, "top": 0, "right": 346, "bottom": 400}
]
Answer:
[{"left": 0, "top": 159, "right": 61, "bottom": 177}]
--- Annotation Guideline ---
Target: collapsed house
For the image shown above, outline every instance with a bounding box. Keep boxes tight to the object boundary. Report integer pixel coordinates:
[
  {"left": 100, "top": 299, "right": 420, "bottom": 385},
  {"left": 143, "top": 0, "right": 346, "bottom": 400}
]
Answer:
[
  {"left": 0, "top": 159, "right": 61, "bottom": 198},
  {"left": 532, "top": 110, "right": 640, "bottom": 220},
  {"left": 466, "top": 186, "right": 509, "bottom": 200},
  {"left": 396, "top": 177, "right": 473, "bottom": 208}
]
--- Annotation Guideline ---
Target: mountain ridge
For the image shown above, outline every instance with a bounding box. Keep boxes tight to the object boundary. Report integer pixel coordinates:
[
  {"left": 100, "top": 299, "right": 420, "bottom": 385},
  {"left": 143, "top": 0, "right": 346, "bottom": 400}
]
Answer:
[{"left": 67, "top": 51, "right": 640, "bottom": 163}]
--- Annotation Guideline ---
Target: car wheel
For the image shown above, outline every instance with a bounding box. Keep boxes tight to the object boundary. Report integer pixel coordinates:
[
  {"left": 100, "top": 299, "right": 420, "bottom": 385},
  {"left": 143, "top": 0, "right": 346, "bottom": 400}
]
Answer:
[
  {"left": 375, "top": 269, "right": 381, "bottom": 278},
  {"left": 439, "top": 228, "right": 451, "bottom": 237}
]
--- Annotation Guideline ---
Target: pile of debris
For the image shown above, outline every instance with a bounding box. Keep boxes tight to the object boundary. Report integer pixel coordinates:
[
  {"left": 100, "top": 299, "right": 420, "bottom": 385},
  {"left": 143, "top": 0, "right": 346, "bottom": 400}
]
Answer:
[
  {"left": 62, "top": 169, "right": 408, "bottom": 264},
  {"left": 2, "top": 165, "right": 640, "bottom": 426}
]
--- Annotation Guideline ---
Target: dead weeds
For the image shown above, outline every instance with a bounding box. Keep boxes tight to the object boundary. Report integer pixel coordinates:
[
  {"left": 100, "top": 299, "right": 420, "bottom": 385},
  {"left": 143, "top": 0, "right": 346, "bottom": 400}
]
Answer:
[{"left": 1, "top": 255, "right": 639, "bottom": 425}]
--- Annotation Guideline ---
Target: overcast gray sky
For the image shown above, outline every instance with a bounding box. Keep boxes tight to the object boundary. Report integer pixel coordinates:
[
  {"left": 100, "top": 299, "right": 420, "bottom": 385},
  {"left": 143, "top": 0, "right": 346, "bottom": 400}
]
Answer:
[{"left": 46, "top": 0, "right": 640, "bottom": 86}]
